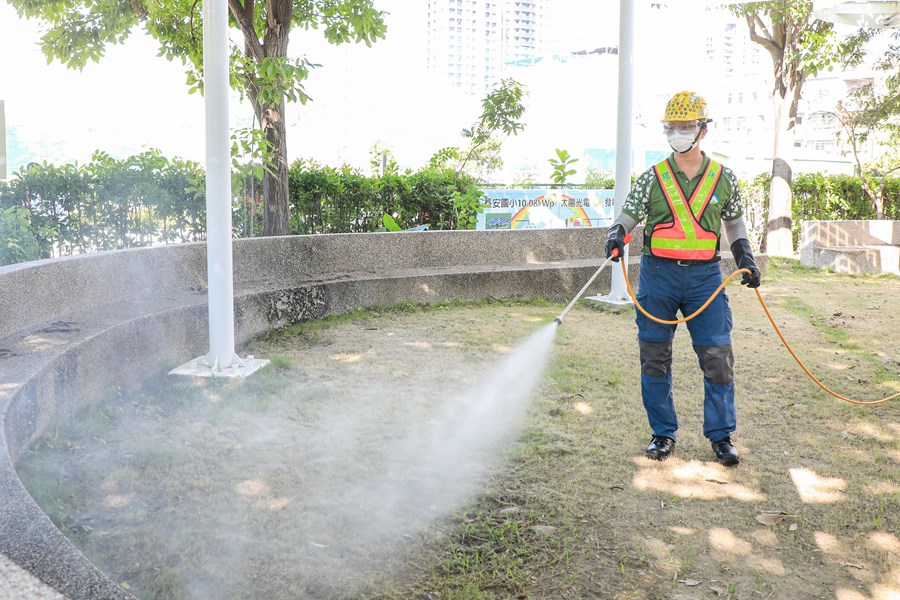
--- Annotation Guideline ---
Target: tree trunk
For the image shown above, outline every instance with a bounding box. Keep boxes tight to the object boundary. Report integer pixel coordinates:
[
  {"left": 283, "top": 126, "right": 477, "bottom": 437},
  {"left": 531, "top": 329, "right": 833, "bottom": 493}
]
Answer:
[
  {"left": 765, "top": 91, "right": 796, "bottom": 257},
  {"left": 861, "top": 176, "right": 883, "bottom": 220},
  {"left": 260, "top": 100, "right": 291, "bottom": 236},
  {"left": 844, "top": 118, "right": 884, "bottom": 220},
  {"left": 230, "top": 0, "right": 292, "bottom": 236}
]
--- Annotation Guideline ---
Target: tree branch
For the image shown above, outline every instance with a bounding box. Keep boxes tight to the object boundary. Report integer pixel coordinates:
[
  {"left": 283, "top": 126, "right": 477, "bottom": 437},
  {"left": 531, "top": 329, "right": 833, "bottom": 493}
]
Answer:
[
  {"left": 744, "top": 14, "right": 780, "bottom": 58},
  {"left": 228, "top": 0, "right": 264, "bottom": 60}
]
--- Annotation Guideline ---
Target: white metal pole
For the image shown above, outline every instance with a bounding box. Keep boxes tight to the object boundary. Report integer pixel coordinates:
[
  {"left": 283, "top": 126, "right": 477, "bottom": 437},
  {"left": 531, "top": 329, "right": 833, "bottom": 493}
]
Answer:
[
  {"left": 171, "top": 0, "right": 268, "bottom": 378},
  {"left": 203, "top": 0, "right": 236, "bottom": 369},
  {"left": 0, "top": 100, "right": 6, "bottom": 180},
  {"left": 608, "top": 0, "right": 635, "bottom": 303}
]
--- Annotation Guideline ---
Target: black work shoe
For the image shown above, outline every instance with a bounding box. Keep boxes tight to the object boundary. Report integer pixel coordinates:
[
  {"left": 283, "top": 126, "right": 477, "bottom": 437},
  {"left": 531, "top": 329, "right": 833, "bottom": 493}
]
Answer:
[
  {"left": 712, "top": 437, "right": 740, "bottom": 466},
  {"left": 645, "top": 436, "right": 675, "bottom": 461}
]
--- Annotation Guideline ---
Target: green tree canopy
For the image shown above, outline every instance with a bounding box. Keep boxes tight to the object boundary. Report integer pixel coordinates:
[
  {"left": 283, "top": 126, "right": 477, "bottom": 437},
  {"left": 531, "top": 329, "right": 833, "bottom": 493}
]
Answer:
[
  {"left": 9, "top": 0, "right": 387, "bottom": 236},
  {"left": 726, "top": 1, "right": 867, "bottom": 255},
  {"left": 829, "top": 30, "right": 900, "bottom": 218}
]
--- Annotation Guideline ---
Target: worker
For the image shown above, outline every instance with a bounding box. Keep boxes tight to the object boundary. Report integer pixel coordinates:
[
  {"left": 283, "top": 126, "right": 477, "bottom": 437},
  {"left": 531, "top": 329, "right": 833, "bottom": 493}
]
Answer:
[{"left": 605, "top": 91, "right": 760, "bottom": 467}]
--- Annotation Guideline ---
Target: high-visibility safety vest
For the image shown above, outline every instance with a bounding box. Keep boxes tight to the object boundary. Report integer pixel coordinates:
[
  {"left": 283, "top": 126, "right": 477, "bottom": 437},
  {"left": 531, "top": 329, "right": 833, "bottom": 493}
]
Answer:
[{"left": 649, "top": 158, "right": 722, "bottom": 261}]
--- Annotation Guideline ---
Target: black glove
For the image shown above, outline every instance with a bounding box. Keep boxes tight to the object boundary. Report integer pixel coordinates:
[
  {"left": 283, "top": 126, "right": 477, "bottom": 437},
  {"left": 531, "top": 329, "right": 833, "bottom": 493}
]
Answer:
[
  {"left": 730, "top": 238, "right": 761, "bottom": 288},
  {"left": 605, "top": 224, "right": 626, "bottom": 262}
]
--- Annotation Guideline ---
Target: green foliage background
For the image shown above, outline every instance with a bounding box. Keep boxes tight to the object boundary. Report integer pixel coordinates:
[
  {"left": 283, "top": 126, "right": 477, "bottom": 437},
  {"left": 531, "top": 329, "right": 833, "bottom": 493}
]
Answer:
[
  {"left": 285, "top": 159, "right": 474, "bottom": 234},
  {"left": 2, "top": 151, "right": 899, "bottom": 266},
  {"left": 0, "top": 153, "right": 484, "bottom": 265},
  {"left": 742, "top": 173, "right": 900, "bottom": 248}
]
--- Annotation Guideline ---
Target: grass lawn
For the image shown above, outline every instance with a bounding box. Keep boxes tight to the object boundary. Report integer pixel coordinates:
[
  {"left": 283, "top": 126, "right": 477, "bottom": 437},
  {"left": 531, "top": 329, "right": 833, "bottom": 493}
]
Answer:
[{"left": 17, "top": 258, "right": 900, "bottom": 599}]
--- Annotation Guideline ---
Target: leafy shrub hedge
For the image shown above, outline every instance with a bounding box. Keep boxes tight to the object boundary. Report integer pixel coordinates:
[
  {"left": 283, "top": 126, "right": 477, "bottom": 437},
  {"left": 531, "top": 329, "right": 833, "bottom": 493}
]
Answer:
[
  {"left": 285, "top": 160, "right": 474, "bottom": 234},
  {"left": 0, "top": 155, "right": 479, "bottom": 265},
  {"left": 2, "top": 150, "right": 898, "bottom": 266},
  {"left": 0, "top": 150, "right": 206, "bottom": 264},
  {"left": 741, "top": 173, "right": 900, "bottom": 248}
]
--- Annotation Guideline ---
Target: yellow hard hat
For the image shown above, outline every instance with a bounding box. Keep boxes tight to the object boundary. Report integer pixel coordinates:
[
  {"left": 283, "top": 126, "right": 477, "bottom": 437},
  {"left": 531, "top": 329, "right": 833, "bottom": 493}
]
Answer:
[{"left": 662, "top": 91, "right": 710, "bottom": 122}]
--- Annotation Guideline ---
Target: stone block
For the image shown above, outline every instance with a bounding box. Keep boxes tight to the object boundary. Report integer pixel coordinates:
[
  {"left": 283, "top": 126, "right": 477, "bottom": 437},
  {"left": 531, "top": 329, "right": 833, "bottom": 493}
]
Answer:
[
  {"left": 800, "top": 220, "right": 900, "bottom": 275},
  {"left": 815, "top": 246, "right": 900, "bottom": 275}
]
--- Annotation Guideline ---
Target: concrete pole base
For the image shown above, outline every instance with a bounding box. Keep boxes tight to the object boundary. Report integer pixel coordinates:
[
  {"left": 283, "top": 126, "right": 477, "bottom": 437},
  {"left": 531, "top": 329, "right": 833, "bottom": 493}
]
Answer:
[
  {"left": 169, "top": 354, "right": 270, "bottom": 379},
  {"left": 585, "top": 293, "right": 633, "bottom": 307}
]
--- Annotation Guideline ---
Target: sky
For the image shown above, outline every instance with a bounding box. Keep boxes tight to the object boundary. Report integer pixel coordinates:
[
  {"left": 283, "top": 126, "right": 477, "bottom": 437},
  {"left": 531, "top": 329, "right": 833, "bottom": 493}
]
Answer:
[
  {"left": 0, "top": 2, "right": 207, "bottom": 170},
  {"left": 0, "top": 0, "right": 750, "bottom": 179}
]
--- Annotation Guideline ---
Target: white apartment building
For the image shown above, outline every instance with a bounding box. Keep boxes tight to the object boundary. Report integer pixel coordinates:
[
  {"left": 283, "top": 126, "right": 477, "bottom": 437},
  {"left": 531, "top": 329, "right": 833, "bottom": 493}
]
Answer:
[{"left": 427, "top": 0, "right": 551, "bottom": 97}]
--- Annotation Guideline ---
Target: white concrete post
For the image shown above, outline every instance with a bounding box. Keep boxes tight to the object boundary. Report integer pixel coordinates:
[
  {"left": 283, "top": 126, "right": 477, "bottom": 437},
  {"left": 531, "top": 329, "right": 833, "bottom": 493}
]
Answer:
[
  {"left": 610, "top": 0, "right": 635, "bottom": 301},
  {"left": 170, "top": 0, "right": 268, "bottom": 378},
  {"left": 589, "top": 0, "right": 634, "bottom": 306},
  {"left": 203, "top": 0, "right": 235, "bottom": 369}
]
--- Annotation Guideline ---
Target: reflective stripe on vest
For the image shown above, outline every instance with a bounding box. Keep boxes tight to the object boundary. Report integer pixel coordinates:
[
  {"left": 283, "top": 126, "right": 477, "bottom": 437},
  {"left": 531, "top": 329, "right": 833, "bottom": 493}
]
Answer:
[{"left": 650, "top": 158, "right": 722, "bottom": 260}]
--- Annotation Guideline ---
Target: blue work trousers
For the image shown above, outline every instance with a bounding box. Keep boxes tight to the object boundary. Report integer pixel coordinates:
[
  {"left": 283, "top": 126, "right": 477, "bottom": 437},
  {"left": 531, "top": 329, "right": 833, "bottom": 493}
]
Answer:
[{"left": 635, "top": 254, "right": 735, "bottom": 442}]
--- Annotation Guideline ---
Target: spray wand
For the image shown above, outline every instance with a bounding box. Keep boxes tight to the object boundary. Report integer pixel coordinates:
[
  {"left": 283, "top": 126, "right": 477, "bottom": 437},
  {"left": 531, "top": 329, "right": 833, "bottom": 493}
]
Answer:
[{"left": 554, "top": 234, "right": 632, "bottom": 325}]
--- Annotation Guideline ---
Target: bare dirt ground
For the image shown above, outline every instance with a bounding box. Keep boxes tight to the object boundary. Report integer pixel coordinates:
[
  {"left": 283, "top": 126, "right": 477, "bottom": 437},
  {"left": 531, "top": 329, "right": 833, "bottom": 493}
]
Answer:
[{"left": 16, "top": 258, "right": 900, "bottom": 600}]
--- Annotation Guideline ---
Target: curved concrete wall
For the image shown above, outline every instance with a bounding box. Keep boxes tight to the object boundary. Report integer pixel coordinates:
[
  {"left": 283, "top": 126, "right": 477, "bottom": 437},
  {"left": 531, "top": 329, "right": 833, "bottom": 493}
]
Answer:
[{"left": 0, "top": 227, "right": 752, "bottom": 599}]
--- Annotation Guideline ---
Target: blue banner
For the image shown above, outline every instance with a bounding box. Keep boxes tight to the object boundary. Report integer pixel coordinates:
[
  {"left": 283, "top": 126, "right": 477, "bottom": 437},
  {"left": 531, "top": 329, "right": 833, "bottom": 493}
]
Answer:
[{"left": 477, "top": 189, "right": 616, "bottom": 230}]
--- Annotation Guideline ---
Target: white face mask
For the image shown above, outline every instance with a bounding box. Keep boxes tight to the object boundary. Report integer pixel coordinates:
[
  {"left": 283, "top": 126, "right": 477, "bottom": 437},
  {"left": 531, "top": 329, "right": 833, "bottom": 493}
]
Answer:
[{"left": 668, "top": 131, "right": 698, "bottom": 153}]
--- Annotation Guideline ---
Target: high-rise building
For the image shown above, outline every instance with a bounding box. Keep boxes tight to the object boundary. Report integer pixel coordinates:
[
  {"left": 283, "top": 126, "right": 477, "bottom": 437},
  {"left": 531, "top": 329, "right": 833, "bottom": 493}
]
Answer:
[
  {"left": 427, "top": 0, "right": 550, "bottom": 97},
  {"left": 703, "top": 13, "right": 893, "bottom": 176}
]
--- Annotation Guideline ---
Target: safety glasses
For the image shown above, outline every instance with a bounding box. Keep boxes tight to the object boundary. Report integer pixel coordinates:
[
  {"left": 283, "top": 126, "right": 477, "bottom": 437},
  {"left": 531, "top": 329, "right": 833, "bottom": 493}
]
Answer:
[{"left": 662, "top": 122, "right": 701, "bottom": 135}]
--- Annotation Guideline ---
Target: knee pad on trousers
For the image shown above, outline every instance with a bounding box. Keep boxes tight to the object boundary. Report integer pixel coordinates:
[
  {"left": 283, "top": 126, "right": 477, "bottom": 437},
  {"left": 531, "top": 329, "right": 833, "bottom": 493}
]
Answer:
[
  {"left": 694, "top": 344, "right": 734, "bottom": 385},
  {"left": 639, "top": 339, "right": 673, "bottom": 378}
]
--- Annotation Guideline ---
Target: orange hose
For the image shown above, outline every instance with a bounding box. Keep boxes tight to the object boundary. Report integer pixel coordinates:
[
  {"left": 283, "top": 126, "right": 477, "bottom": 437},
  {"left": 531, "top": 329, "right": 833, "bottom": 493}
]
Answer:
[{"left": 618, "top": 260, "right": 898, "bottom": 406}]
